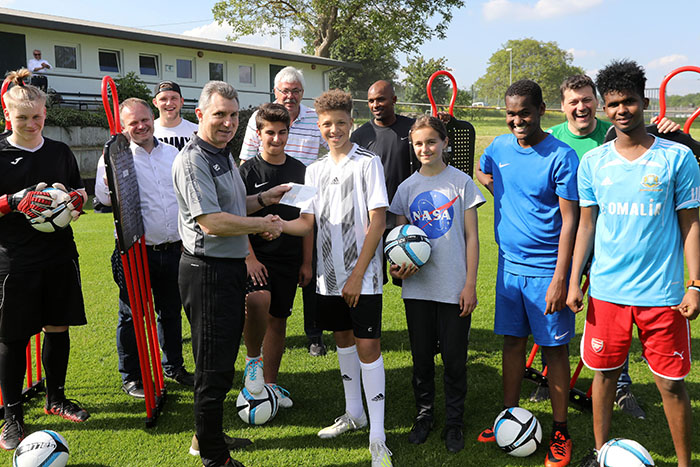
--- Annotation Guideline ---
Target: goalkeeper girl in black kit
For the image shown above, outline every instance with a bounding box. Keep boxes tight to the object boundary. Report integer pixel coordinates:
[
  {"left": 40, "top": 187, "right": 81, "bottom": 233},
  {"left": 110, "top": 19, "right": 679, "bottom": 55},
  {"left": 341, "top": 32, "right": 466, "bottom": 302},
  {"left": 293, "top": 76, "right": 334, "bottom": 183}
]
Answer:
[{"left": 0, "top": 69, "right": 89, "bottom": 451}]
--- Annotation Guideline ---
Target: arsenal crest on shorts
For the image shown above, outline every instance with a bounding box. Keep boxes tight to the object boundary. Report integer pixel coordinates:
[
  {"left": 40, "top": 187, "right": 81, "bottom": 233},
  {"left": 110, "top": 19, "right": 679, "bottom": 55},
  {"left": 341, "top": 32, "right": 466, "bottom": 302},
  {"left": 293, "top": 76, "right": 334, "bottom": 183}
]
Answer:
[{"left": 591, "top": 338, "right": 604, "bottom": 353}]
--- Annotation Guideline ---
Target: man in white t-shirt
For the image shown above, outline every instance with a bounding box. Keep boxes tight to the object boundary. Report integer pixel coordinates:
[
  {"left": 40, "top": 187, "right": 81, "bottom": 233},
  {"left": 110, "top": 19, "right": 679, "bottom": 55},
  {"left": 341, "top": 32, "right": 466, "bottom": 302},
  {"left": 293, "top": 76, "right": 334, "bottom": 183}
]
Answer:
[
  {"left": 27, "top": 50, "right": 51, "bottom": 92},
  {"left": 152, "top": 81, "right": 198, "bottom": 151}
]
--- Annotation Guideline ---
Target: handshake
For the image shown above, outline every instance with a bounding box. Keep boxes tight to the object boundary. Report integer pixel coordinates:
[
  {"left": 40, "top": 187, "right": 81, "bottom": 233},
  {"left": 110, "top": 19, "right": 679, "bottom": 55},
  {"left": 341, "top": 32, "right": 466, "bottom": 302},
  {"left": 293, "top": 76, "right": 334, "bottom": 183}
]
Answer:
[{"left": 259, "top": 214, "right": 283, "bottom": 241}]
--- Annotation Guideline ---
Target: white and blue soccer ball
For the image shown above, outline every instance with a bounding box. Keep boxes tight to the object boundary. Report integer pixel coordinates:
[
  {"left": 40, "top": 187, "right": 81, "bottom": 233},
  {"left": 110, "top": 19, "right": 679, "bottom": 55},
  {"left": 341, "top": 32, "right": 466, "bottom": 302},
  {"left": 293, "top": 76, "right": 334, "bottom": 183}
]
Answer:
[
  {"left": 384, "top": 224, "right": 431, "bottom": 269},
  {"left": 236, "top": 384, "right": 278, "bottom": 425},
  {"left": 13, "top": 430, "right": 69, "bottom": 467},
  {"left": 597, "top": 438, "right": 654, "bottom": 466},
  {"left": 493, "top": 407, "right": 542, "bottom": 457}
]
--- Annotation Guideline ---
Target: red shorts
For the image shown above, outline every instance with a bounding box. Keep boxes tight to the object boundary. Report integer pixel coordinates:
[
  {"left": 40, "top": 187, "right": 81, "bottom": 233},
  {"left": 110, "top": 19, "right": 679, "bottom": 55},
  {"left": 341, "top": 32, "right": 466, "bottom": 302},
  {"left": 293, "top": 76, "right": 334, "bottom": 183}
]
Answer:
[{"left": 581, "top": 297, "right": 691, "bottom": 380}]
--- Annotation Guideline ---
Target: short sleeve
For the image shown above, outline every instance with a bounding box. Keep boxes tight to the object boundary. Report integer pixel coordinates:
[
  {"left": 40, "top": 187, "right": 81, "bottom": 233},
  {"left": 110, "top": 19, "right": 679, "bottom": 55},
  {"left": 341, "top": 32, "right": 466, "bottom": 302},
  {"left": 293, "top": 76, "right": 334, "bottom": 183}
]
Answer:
[
  {"left": 173, "top": 154, "right": 221, "bottom": 218},
  {"left": 674, "top": 147, "right": 700, "bottom": 210},
  {"left": 554, "top": 148, "right": 579, "bottom": 201},
  {"left": 480, "top": 143, "right": 494, "bottom": 175},
  {"left": 238, "top": 111, "right": 261, "bottom": 163},
  {"left": 365, "top": 156, "right": 389, "bottom": 210},
  {"left": 577, "top": 155, "right": 597, "bottom": 207},
  {"left": 388, "top": 181, "right": 408, "bottom": 218},
  {"left": 463, "top": 175, "right": 486, "bottom": 210},
  {"left": 300, "top": 165, "right": 317, "bottom": 215}
]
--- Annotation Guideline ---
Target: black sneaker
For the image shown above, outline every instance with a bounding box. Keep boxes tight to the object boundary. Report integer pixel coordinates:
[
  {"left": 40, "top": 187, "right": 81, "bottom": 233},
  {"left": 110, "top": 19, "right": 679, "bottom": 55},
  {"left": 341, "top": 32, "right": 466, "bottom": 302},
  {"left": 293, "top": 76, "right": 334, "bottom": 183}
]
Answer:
[
  {"left": 44, "top": 398, "right": 90, "bottom": 423},
  {"left": 189, "top": 433, "right": 253, "bottom": 456},
  {"left": 442, "top": 425, "right": 464, "bottom": 453},
  {"left": 167, "top": 367, "right": 195, "bottom": 387},
  {"left": 578, "top": 449, "right": 599, "bottom": 467},
  {"left": 615, "top": 386, "right": 645, "bottom": 419},
  {"left": 408, "top": 417, "right": 433, "bottom": 444},
  {"left": 0, "top": 416, "right": 25, "bottom": 450}
]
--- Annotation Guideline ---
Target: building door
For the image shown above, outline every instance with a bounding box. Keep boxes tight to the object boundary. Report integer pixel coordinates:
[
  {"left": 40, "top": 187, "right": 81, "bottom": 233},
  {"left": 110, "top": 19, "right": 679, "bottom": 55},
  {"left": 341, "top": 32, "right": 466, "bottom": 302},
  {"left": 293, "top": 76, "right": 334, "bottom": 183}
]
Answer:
[
  {"left": 269, "top": 64, "right": 285, "bottom": 102},
  {"left": 0, "top": 32, "right": 27, "bottom": 78}
]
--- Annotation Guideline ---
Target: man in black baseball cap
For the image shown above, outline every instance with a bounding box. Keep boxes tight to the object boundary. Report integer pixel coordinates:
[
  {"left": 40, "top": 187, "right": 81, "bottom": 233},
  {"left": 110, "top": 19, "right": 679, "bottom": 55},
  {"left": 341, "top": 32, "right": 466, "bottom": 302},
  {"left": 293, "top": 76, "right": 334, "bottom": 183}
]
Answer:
[{"left": 153, "top": 80, "right": 198, "bottom": 150}]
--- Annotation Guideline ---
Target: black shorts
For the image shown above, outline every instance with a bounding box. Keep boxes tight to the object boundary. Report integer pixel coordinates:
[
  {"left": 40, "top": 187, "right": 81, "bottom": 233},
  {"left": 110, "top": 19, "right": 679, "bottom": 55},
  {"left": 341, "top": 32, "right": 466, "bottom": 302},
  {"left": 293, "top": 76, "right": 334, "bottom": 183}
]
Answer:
[
  {"left": 245, "top": 260, "right": 299, "bottom": 319},
  {"left": 316, "top": 294, "right": 382, "bottom": 339},
  {"left": 0, "top": 258, "right": 87, "bottom": 342}
]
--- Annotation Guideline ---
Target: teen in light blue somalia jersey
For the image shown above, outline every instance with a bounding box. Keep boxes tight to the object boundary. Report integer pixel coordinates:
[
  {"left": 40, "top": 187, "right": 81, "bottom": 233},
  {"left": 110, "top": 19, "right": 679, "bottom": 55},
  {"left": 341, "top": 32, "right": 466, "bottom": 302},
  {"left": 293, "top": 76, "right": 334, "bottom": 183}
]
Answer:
[{"left": 579, "top": 137, "right": 700, "bottom": 305}]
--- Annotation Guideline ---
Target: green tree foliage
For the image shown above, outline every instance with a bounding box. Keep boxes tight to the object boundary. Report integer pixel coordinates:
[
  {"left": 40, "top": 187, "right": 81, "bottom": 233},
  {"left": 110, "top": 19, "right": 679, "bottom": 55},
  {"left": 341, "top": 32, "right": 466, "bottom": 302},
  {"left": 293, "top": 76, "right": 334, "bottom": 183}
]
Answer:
[
  {"left": 665, "top": 93, "right": 700, "bottom": 108},
  {"left": 402, "top": 56, "right": 451, "bottom": 105},
  {"left": 114, "top": 72, "right": 152, "bottom": 103},
  {"left": 212, "top": 0, "right": 464, "bottom": 58},
  {"left": 474, "top": 38, "right": 584, "bottom": 106}
]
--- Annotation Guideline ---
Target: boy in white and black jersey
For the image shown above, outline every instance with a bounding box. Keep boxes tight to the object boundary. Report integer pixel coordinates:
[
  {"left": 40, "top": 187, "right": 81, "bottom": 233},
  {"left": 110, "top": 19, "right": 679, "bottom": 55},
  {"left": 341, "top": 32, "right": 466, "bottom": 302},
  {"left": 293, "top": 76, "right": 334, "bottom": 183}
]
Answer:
[
  {"left": 237, "top": 103, "right": 307, "bottom": 409},
  {"left": 152, "top": 81, "right": 198, "bottom": 151},
  {"left": 283, "top": 90, "right": 392, "bottom": 467}
]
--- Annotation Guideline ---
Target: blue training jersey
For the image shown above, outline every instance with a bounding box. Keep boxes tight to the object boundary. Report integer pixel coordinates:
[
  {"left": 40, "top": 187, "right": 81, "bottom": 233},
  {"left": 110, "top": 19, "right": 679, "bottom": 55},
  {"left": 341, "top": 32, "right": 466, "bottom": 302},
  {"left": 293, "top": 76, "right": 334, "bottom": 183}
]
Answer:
[
  {"left": 481, "top": 133, "right": 579, "bottom": 276},
  {"left": 579, "top": 136, "right": 700, "bottom": 306}
]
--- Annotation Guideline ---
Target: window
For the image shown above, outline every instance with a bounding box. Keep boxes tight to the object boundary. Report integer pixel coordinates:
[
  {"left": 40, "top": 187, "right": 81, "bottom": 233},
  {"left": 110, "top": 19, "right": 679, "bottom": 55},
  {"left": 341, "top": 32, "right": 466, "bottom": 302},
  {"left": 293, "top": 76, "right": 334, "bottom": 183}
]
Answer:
[
  {"left": 54, "top": 45, "right": 78, "bottom": 70},
  {"left": 139, "top": 55, "right": 159, "bottom": 76},
  {"left": 99, "top": 50, "right": 121, "bottom": 73},
  {"left": 209, "top": 62, "right": 224, "bottom": 81},
  {"left": 176, "top": 59, "right": 193, "bottom": 80},
  {"left": 239, "top": 65, "right": 253, "bottom": 84}
]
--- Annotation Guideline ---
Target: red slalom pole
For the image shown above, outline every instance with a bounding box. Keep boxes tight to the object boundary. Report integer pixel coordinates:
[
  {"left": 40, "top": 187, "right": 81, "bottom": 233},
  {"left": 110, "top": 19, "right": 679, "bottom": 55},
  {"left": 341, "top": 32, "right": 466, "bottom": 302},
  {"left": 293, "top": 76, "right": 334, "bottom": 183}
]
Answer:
[
  {"left": 35, "top": 334, "right": 42, "bottom": 381},
  {"left": 139, "top": 239, "right": 164, "bottom": 392},
  {"left": 525, "top": 344, "right": 539, "bottom": 368},
  {"left": 1, "top": 78, "right": 12, "bottom": 131},
  {"left": 427, "top": 70, "right": 458, "bottom": 117},
  {"left": 25, "top": 344, "right": 32, "bottom": 389},
  {"left": 657, "top": 66, "right": 700, "bottom": 134}
]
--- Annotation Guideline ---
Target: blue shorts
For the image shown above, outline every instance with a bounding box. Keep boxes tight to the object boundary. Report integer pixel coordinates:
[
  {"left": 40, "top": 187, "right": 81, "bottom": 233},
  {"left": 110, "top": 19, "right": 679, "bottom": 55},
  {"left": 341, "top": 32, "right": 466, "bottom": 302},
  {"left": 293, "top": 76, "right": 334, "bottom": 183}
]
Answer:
[{"left": 494, "top": 269, "right": 575, "bottom": 346}]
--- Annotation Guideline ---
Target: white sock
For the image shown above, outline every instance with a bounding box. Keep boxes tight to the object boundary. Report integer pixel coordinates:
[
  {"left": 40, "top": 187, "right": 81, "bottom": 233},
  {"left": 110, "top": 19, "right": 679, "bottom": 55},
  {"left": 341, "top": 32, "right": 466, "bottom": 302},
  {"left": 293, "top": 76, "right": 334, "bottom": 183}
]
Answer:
[
  {"left": 361, "top": 355, "right": 386, "bottom": 443},
  {"left": 337, "top": 345, "right": 364, "bottom": 420}
]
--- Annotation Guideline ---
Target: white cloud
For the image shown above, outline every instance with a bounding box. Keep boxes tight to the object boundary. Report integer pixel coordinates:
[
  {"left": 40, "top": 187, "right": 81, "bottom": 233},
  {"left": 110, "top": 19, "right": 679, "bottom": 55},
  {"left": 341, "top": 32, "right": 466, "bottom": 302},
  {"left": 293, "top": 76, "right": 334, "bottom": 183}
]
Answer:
[
  {"left": 646, "top": 54, "right": 688, "bottom": 69},
  {"left": 586, "top": 68, "right": 599, "bottom": 79},
  {"left": 0, "top": 0, "right": 16, "bottom": 6},
  {"left": 567, "top": 48, "right": 596, "bottom": 59},
  {"left": 483, "top": 0, "right": 603, "bottom": 21},
  {"left": 182, "top": 21, "right": 303, "bottom": 53}
]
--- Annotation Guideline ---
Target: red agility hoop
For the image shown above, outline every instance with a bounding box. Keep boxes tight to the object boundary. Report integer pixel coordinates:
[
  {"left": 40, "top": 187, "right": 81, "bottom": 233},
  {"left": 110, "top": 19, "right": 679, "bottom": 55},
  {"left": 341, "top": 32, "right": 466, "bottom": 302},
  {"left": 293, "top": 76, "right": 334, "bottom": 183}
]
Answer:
[
  {"left": 1, "top": 77, "right": 12, "bottom": 131},
  {"left": 657, "top": 66, "right": 700, "bottom": 134},
  {"left": 427, "top": 70, "right": 458, "bottom": 117}
]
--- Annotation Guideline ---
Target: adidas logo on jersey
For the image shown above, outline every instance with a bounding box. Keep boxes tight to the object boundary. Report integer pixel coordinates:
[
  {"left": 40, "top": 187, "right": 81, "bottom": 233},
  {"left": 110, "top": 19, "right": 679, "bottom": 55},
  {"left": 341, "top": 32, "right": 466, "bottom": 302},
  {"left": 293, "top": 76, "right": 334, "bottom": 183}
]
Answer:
[
  {"left": 331, "top": 177, "right": 340, "bottom": 184},
  {"left": 601, "top": 176, "right": 613, "bottom": 186},
  {"left": 371, "top": 393, "right": 385, "bottom": 402}
]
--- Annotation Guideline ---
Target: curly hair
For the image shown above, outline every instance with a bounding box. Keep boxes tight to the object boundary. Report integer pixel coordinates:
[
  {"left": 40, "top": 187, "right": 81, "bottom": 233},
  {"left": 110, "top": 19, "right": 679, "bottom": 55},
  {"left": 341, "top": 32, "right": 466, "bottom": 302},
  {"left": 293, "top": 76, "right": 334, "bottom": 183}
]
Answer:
[
  {"left": 505, "top": 79, "right": 543, "bottom": 108},
  {"left": 314, "top": 89, "right": 353, "bottom": 115},
  {"left": 410, "top": 115, "right": 448, "bottom": 142},
  {"left": 3, "top": 68, "right": 45, "bottom": 110},
  {"left": 560, "top": 75, "right": 598, "bottom": 101},
  {"left": 596, "top": 60, "right": 646, "bottom": 100},
  {"left": 255, "top": 102, "right": 290, "bottom": 130}
]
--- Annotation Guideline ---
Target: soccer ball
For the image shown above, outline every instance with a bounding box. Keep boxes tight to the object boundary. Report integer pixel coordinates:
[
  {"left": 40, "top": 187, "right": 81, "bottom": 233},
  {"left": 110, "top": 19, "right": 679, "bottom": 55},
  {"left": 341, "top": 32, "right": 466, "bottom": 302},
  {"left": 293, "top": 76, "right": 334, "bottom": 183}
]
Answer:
[
  {"left": 493, "top": 407, "right": 542, "bottom": 457},
  {"left": 597, "top": 438, "right": 654, "bottom": 466},
  {"left": 13, "top": 430, "right": 69, "bottom": 467},
  {"left": 383, "top": 225, "right": 431, "bottom": 268},
  {"left": 236, "top": 384, "right": 278, "bottom": 425},
  {"left": 26, "top": 188, "right": 72, "bottom": 233}
]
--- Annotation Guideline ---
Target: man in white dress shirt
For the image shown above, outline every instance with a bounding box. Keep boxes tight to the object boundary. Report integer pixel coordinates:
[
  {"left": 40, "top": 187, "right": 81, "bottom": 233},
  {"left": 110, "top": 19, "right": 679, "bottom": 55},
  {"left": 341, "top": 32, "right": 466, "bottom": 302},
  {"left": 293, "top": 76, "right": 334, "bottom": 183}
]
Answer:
[
  {"left": 95, "top": 98, "right": 194, "bottom": 398},
  {"left": 27, "top": 49, "right": 51, "bottom": 92}
]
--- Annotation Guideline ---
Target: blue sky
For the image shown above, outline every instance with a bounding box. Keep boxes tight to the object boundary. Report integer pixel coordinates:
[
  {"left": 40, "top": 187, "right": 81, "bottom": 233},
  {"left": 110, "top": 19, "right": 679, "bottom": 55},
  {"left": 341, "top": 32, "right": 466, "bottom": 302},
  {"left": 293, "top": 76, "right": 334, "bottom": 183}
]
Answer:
[{"left": 5, "top": 0, "right": 700, "bottom": 96}]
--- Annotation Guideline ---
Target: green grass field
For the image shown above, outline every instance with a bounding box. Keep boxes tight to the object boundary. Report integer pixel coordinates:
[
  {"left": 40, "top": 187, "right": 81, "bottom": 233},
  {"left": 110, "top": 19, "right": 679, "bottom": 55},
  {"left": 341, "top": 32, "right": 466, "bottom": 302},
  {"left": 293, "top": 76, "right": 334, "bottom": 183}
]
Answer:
[{"left": 1, "top": 115, "right": 699, "bottom": 466}]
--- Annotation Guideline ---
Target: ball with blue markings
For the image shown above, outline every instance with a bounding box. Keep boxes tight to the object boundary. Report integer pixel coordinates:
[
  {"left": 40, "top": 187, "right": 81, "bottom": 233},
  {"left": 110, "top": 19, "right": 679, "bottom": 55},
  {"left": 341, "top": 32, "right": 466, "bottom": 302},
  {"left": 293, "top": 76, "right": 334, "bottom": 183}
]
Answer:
[
  {"left": 13, "top": 430, "right": 69, "bottom": 467},
  {"left": 493, "top": 407, "right": 542, "bottom": 457},
  {"left": 236, "top": 384, "right": 278, "bottom": 425},
  {"left": 598, "top": 438, "right": 654, "bottom": 466},
  {"left": 384, "top": 225, "right": 431, "bottom": 269}
]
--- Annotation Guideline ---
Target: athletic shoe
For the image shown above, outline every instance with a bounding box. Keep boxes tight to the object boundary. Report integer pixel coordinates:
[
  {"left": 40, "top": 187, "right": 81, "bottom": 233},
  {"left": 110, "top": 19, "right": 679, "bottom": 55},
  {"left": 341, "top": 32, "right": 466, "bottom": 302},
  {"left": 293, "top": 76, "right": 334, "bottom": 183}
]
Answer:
[
  {"left": 369, "top": 439, "right": 393, "bottom": 467},
  {"left": 122, "top": 380, "right": 145, "bottom": 399},
  {"left": 545, "top": 430, "right": 572, "bottom": 467},
  {"left": 577, "top": 449, "right": 599, "bottom": 467},
  {"left": 189, "top": 433, "right": 253, "bottom": 456},
  {"left": 308, "top": 337, "right": 327, "bottom": 357},
  {"left": 221, "top": 458, "right": 245, "bottom": 467},
  {"left": 529, "top": 385, "right": 550, "bottom": 403},
  {"left": 477, "top": 427, "right": 495, "bottom": 443},
  {"left": 166, "top": 367, "right": 195, "bottom": 387},
  {"left": 407, "top": 417, "right": 433, "bottom": 444},
  {"left": 318, "top": 411, "right": 367, "bottom": 439},
  {"left": 443, "top": 426, "right": 464, "bottom": 453},
  {"left": 615, "top": 386, "right": 645, "bottom": 420},
  {"left": 0, "top": 416, "right": 25, "bottom": 450},
  {"left": 44, "top": 398, "right": 90, "bottom": 422},
  {"left": 243, "top": 357, "right": 264, "bottom": 394},
  {"left": 270, "top": 384, "right": 293, "bottom": 408}
]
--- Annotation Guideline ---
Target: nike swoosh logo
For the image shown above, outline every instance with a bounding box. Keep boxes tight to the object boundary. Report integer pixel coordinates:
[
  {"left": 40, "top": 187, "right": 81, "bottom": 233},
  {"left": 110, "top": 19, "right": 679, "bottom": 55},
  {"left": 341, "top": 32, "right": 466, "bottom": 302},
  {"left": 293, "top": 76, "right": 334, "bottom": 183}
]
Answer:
[
  {"left": 10, "top": 157, "right": 23, "bottom": 165},
  {"left": 554, "top": 331, "right": 570, "bottom": 340},
  {"left": 499, "top": 162, "right": 510, "bottom": 168},
  {"left": 400, "top": 136, "right": 409, "bottom": 141},
  {"left": 254, "top": 182, "right": 269, "bottom": 188}
]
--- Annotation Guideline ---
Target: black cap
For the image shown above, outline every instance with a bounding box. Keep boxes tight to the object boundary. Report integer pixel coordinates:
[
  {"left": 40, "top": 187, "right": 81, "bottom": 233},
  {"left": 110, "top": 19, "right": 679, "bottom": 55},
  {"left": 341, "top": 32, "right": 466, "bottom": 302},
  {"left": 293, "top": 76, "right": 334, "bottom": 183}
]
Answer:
[{"left": 155, "top": 81, "right": 182, "bottom": 97}]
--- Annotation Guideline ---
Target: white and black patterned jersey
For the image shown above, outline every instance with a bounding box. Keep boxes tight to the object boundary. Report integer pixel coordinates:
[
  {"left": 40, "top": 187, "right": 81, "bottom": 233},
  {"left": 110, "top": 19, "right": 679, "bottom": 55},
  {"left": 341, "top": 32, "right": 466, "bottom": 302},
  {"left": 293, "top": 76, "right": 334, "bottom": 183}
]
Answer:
[{"left": 302, "top": 143, "right": 388, "bottom": 296}]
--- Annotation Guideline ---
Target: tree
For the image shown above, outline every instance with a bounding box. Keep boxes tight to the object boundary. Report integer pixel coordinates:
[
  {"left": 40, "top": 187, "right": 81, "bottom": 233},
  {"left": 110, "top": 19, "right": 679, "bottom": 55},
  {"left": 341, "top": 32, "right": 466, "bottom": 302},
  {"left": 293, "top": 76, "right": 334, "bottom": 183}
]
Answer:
[
  {"left": 212, "top": 0, "right": 464, "bottom": 58},
  {"left": 401, "top": 56, "right": 451, "bottom": 105},
  {"left": 474, "top": 38, "right": 584, "bottom": 106},
  {"left": 114, "top": 72, "right": 152, "bottom": 104}
]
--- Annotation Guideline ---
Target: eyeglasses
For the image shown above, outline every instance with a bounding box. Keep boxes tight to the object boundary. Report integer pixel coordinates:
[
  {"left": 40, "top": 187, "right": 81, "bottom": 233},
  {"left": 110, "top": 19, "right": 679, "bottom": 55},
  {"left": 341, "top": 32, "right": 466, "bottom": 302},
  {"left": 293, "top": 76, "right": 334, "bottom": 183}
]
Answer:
[
  {"left": 33, "top": 53, "right": 41, "bottom": 56},
  {"left": 275, "top": 87, "right": 303, "bottom": 96}
]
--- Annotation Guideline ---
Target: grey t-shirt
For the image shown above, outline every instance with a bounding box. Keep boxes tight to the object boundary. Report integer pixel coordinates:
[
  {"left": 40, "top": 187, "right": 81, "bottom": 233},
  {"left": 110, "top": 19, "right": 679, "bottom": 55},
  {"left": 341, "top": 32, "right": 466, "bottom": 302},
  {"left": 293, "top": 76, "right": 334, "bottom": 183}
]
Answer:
[
  {"left": 389, "top": 165, "right": 485, "bottom": 304},
  {"left": 172, "top": 134, "right": 248, "bottom": 258}
]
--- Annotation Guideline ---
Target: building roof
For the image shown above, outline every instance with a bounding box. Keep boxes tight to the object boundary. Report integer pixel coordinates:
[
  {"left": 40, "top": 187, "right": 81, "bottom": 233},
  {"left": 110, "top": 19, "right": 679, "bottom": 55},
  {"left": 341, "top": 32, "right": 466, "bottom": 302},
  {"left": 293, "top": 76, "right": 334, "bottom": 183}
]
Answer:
[{"left": 0, "top": 8, "right": 359, "bottom": 69}]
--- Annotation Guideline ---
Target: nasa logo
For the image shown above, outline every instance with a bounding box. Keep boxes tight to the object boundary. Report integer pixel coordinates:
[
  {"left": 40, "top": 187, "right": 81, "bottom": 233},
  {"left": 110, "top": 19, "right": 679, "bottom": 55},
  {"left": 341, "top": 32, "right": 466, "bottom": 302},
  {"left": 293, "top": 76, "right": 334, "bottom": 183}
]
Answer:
[{"left": 409, "top": 191, "right": 457, "bottom": 239}]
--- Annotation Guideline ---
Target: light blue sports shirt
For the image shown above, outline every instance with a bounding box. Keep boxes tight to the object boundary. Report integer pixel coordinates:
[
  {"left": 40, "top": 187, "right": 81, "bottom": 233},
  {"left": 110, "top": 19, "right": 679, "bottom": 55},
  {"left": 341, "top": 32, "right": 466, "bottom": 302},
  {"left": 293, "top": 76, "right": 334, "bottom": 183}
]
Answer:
[{"left": 579, "top": 136, "right": 700, "bottom": 306}]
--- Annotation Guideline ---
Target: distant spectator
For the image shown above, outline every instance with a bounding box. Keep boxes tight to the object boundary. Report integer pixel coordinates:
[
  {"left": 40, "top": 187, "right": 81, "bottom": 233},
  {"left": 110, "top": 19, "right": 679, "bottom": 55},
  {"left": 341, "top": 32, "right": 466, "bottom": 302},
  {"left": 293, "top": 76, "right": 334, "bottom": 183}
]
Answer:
[
  {"left": 27, "top": 50, "right": 51, "bottom": 92},
  {"left": 152, "top": 81, "right": 198, "bottom": 151}
]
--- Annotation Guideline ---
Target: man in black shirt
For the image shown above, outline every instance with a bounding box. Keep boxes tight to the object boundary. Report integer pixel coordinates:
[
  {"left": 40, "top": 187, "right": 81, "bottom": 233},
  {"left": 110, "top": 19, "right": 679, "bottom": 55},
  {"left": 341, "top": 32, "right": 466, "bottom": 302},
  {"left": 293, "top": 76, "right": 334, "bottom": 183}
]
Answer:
[{"left": 238, "top": 103, "right": 306, "bottom": 409}]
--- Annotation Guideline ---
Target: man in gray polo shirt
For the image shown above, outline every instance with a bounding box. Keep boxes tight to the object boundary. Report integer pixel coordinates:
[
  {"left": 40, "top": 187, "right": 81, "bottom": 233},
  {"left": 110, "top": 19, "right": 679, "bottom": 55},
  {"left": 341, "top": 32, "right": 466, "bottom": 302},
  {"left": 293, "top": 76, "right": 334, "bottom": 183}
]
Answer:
[{"left": 172, "top": 81, "right": 286, "bottom": 467}]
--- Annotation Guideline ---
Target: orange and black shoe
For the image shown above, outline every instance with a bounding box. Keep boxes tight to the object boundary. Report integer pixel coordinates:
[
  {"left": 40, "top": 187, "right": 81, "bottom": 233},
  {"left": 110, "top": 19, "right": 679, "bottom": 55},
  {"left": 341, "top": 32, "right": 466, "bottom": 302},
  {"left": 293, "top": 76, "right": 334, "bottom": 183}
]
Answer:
[
  {"left": 477, "top": 427, "right": 495, "bottom": 443},
  {"left": 545, "top": 430, "right": 572, "bottom": 467},
  {"left": 44, "top": 398, "right": 90, "bottom": 423}
]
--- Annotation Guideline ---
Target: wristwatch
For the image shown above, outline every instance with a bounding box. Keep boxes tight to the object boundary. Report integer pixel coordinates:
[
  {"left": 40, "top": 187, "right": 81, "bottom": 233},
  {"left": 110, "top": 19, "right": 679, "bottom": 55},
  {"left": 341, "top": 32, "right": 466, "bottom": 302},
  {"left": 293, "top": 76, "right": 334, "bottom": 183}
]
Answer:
[
  {"left": 257, "top": 192, "right": 266, "bottom": 208},
  {"left": 686, "top": 279, "right": 700, "bottom": 289}
]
